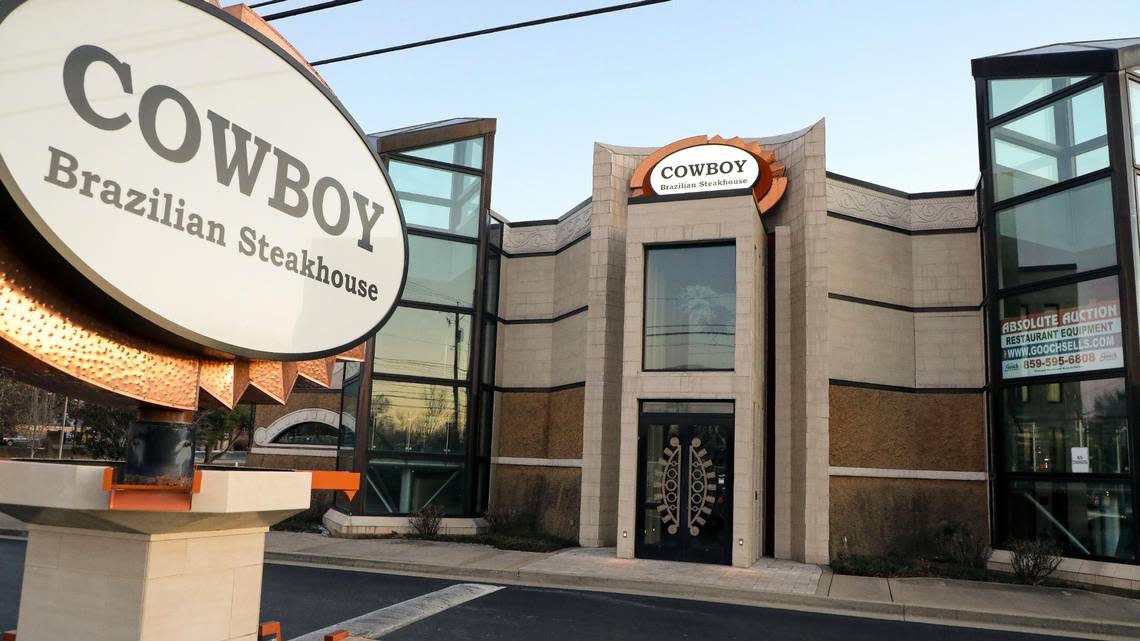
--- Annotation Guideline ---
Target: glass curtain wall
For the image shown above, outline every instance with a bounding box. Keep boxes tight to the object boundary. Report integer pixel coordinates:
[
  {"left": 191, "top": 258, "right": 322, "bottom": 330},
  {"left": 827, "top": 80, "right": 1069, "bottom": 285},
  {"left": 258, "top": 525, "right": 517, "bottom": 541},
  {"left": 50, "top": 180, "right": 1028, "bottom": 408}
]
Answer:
[
  {"left": 337, "top": 133, "right": 497, "bottom": 517},
  {"left": 983, "top": 75, "right": 1136, "bottom": 561}
]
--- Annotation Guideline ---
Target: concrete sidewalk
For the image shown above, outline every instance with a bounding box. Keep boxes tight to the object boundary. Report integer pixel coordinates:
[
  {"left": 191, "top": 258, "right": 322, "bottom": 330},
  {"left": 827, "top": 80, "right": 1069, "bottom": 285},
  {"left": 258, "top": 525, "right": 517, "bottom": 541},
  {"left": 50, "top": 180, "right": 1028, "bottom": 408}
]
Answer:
[
  {"left": 264, "top": 532, "right": 1140, "bottom": 640},
  {"left": 4, "top": 519, "right": 1139, "bottom": 639}
]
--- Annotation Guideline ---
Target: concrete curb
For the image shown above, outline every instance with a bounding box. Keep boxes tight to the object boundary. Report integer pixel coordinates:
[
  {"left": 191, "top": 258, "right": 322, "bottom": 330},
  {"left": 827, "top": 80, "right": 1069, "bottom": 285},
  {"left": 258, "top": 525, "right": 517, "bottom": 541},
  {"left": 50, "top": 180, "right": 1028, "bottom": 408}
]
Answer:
[{"left": 265, "top": 550, "right": 1140, "bottom": 640}]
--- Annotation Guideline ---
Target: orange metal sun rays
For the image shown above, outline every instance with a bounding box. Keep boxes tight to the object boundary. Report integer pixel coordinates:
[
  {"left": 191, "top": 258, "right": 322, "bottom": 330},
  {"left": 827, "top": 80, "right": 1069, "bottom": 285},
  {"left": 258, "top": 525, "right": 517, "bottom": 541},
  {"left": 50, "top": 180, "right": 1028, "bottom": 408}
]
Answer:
[
  {"left": 0, "top": 4, "right": 365, "bottom": 412},
  {"left": 0, "top": 230, "right": 364, "bottom": 411}
]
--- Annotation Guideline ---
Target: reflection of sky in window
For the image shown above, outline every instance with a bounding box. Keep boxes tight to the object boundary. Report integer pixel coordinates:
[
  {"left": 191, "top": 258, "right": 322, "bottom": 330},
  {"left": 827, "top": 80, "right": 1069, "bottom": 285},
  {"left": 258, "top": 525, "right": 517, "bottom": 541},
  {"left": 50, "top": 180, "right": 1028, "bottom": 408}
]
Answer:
[
  {"left": 403, "top": 235, "right": 476, "bottom": 307},
  {"left": 997, "top": 178, "right": 1115, "bottom": 287},
  {"left": 388, "top": 160, "right": 481, "bottom": 237},
  {"left": 994, "top": 139, "right": 1056, "bottom": 181},
  {"left": 1072, "top": 86, "right": 1107, "bottom": 143},
  {"left": 990, "top": 76, "right": 1087, "bottom": 117},
  {"left": 991, "top": 85, "right": 1108, "bottom": 201},
  {"left": 401, "top": 138, "right": 484, "bottom": 169},
  {"left": 1006, "top": 106, "right": 1056, "bottom": 143}
]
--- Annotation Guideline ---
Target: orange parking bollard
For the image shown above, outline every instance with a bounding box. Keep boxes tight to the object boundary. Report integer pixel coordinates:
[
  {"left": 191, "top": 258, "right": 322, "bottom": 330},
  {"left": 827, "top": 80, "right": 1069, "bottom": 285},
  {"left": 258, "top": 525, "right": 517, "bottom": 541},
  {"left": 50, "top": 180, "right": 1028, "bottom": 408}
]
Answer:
[
  {"left": 258, "top": 621, "right": 282, "bottom": 641},
  {"left": 324, "top": 631, "right": 350, "bottom": 641}
]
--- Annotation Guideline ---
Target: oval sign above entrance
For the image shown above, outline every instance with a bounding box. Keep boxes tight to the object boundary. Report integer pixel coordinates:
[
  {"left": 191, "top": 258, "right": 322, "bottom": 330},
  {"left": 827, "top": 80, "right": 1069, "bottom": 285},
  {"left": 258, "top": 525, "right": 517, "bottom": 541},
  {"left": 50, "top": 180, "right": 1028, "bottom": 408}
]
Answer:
[
  {"left": 629, "top": 135, "right": 787, "bottom": 213},
  {"left": 0, "top": 0, "right": 407, "bottom": 360},
  {"left": 649, "top": 144, "right": 760, "bottom": 196}
]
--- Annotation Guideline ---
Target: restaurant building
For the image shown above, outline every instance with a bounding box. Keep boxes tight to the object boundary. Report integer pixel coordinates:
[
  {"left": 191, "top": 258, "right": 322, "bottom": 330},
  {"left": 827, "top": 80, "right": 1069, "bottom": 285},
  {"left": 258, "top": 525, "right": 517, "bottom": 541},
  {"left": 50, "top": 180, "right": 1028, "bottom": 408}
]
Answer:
[{"left": 248, "top": 39, "right": 1140, "bottom": 583}]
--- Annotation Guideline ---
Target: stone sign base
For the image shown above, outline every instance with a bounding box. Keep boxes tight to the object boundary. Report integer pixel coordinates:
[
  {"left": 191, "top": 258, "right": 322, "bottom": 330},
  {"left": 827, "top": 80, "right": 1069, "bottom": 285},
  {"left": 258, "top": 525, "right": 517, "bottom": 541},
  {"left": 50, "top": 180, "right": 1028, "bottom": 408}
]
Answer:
[{"left": 0, "top": 460, "right": 314, "bottom": 641}]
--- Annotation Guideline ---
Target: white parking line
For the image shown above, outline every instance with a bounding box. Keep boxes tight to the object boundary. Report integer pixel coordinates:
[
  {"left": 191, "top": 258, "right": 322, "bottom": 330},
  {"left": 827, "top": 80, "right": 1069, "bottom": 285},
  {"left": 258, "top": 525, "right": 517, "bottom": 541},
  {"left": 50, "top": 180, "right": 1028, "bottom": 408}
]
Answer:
[{"left": 289, "top": 583, "right": 504, "bottom": 641}]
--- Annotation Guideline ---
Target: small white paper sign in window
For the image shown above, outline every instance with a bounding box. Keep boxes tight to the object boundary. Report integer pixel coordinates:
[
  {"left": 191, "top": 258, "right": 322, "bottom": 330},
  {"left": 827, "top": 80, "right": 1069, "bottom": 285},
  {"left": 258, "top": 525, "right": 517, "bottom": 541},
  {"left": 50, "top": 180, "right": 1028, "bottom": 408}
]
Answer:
[{"left": 1071, "top": 447, "right": 1090, "bottom": 473}]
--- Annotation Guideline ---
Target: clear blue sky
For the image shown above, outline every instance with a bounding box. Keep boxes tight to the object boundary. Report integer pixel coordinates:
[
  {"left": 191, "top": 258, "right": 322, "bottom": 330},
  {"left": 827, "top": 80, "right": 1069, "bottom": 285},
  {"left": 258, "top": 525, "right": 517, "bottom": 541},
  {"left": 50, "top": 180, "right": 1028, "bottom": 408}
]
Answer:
[{"left": 268, "top": 0, "right": 1140, "bottom": 221}]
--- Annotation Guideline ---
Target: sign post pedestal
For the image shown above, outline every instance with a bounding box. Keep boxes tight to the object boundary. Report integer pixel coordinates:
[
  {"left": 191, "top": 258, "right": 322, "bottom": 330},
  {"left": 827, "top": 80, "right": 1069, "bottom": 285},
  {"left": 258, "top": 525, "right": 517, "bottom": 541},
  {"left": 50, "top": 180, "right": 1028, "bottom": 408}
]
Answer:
[{"left": 0, "top": 461, "right": 315, "bottom": 641}]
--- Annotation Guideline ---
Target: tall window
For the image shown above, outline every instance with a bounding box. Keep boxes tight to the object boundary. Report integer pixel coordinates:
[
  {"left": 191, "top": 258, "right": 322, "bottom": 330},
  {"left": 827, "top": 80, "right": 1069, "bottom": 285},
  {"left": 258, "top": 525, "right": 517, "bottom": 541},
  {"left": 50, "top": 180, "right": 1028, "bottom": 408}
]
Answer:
[
  {"left": 985, "top": 75, "right": 1134, "bottom": 561},
  {"left": 643, "top": 243, "right": 736, "bottom": 371},
  {"left": 353, "top": 133, "right": 496, "bottom": 517}
]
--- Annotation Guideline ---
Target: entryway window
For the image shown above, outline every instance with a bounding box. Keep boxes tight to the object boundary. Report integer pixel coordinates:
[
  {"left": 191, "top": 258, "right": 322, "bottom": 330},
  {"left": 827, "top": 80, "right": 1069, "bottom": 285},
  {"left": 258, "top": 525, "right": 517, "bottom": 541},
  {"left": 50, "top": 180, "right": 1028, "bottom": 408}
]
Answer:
[{"left": 643, "top": 243, "right": 736, "bottom": 371}]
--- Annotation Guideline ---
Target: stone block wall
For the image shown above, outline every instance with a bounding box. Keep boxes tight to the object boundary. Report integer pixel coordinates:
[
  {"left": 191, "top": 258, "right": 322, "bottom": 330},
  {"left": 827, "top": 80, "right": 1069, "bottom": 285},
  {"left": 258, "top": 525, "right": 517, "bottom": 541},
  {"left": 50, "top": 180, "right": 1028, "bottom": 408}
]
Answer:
[
  {"left": 825, "top": 174, "right": 988, "bottom": 560},
  {"left": 491, "top": 205, "right": 591, "bottom": 541}
]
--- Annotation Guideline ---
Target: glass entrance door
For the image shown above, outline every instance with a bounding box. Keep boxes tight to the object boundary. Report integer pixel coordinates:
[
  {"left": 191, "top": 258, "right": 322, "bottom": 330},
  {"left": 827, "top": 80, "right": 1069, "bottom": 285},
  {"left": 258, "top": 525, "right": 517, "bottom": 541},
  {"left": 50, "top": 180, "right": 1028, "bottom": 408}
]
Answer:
[{"left": 636, "top": 406, "right": 734, "bottom": 564}]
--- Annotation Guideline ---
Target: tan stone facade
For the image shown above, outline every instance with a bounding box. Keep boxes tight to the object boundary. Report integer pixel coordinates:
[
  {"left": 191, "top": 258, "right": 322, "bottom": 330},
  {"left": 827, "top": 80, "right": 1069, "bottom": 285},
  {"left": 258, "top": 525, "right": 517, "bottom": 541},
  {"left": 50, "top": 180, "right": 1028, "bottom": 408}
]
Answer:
[{"left": 258, "top": 124, "right": 992, "bottom": 569}]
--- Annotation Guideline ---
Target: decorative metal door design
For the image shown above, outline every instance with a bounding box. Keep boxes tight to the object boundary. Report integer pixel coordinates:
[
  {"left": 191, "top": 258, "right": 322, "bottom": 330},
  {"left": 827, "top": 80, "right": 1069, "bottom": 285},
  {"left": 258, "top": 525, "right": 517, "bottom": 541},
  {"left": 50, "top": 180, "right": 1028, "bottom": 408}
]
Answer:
[{"left": 636, "top": 412, "right": 733, "bottom": 564}]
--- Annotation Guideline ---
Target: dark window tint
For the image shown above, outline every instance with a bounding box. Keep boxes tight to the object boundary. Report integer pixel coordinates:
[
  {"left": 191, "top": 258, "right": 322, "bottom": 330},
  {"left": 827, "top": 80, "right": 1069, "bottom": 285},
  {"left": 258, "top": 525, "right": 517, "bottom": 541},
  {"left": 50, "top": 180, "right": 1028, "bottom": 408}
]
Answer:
[
  {"left": 364, "top": 457, "right": 467, "bottom": 515},
  {"left": 480, "top": 319, "right": 496, "bottom": 384},
  {"left": 1004, "top": 479, "right": 1134, "bottom": 561},
  {"left": 273, "top": 421, "right": 338, "bottom": 446},
  {"left": 641, "top": 401, "right": 734, "bottom": 414},
  {"left": 1002, "top": 378, "right": 1130, "bottom": 474},
  {"left": 338, "top": 361, "right": 361, "bottom": 453},
  {"left": 484, "top": 250, "right": 500, "bottom": 314}
]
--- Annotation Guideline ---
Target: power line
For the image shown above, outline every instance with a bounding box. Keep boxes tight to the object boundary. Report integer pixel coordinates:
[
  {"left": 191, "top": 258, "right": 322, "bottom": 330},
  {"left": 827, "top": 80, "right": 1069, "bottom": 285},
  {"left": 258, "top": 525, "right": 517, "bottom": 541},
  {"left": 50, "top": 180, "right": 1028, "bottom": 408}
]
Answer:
[
  {"left": 262, "top": 0, "right": 363, "bottom": 21},
  {"left": 310, "top": 0, "right": 670, "bottom": 66},
  {"left": 249, "top": 0, "right": 291, "bottom": 7}
]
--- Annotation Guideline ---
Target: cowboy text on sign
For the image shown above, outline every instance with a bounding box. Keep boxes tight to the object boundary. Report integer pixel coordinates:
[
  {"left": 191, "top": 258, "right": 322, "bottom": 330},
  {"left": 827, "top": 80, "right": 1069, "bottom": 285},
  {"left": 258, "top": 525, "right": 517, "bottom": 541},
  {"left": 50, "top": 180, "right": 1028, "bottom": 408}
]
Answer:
[{"left": 0, "top": 0, "right": 408, "bottom": 360}]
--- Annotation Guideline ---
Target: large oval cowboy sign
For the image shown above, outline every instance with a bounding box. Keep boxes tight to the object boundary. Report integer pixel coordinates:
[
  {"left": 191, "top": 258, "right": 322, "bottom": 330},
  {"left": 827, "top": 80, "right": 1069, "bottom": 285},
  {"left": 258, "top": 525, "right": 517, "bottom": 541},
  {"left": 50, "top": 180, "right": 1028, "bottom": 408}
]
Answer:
[
  {"left": 650, "top": 144, "right": 760, "bottom": 196},
  {"left": 630, "top": 134, "right": 788, "bottom": 213},
  {"left": 0, "top": 0, "right": 407, "bottom": 360}
]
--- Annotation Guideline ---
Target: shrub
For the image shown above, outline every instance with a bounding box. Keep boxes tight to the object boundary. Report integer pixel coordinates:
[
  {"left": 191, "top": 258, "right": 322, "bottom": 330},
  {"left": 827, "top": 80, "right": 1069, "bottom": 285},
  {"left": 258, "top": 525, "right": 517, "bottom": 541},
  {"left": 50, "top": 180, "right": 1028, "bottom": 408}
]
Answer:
[
  {"left": 1008, "top": 539, "right": 1062, "bottom": 585},
  {"left": 934, "top": 522, "right": 991, "bottom": 569},
  {"left": 484, "top": 506, "right": 534, "bottom": 535},
  {"left": 831, "top": 553, "right": 915, "bottom": 578},
  {"left": 409, "top": 505, "right": 444, "bottom": 536}
]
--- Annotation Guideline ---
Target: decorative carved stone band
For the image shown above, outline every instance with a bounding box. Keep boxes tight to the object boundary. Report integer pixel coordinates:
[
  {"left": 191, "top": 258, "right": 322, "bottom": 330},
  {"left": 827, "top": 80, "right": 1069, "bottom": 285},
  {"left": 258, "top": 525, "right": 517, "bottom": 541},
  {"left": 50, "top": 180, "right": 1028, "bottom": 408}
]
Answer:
[{"left": 826, "top": 179, "right": 977, "bottom": 231}]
